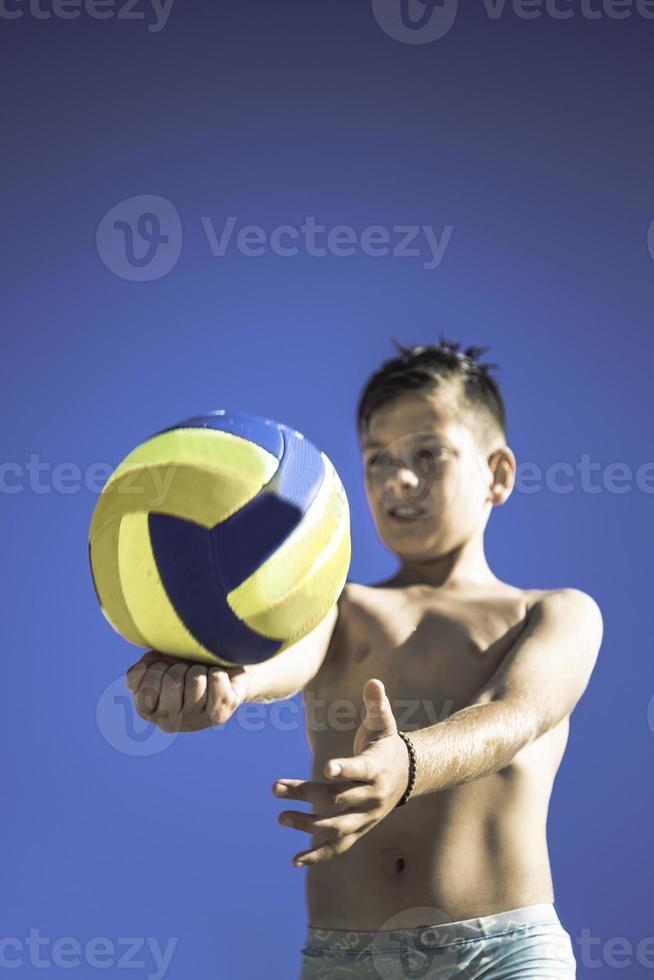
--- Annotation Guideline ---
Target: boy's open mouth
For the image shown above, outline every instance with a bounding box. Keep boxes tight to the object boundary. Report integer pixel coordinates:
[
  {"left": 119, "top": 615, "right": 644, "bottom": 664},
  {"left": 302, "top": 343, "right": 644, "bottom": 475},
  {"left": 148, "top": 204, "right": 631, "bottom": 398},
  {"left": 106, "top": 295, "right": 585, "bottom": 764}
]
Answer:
[{"left": 387, "top": 505, "right": 426, "bottom": 521}]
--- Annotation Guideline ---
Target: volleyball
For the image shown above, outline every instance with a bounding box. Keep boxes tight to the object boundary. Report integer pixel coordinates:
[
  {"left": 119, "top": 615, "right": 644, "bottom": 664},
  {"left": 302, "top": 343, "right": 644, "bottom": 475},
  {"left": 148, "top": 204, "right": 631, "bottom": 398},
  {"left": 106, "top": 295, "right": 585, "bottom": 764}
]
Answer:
[{"left": 88, "top": 410, "right": 351, "bottom": 667}]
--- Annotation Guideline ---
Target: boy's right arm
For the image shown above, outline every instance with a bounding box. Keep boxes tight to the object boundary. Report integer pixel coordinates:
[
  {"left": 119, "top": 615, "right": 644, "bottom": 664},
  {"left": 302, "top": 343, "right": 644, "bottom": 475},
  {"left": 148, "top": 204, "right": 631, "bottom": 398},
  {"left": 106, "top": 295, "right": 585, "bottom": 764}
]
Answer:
[
  {"left": 124, "top": 594, "right": 342, "bottom": 733},
  {"left": 242, "top": 600, "right": 340, "bottom": 704}
]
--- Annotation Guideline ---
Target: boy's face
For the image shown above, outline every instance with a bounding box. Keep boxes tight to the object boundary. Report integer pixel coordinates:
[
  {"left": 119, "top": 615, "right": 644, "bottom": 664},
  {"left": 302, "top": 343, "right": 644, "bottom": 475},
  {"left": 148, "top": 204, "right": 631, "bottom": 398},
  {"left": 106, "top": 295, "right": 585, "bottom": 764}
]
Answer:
[{"left": 360, "top": 390, "right": 501, "bottom": 561}]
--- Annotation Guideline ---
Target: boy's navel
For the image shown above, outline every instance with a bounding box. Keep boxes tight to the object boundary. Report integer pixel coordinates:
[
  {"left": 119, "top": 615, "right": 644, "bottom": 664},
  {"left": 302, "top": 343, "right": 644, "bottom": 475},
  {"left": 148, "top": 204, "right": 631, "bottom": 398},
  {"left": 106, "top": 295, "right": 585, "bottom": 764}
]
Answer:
[{"left": 380, "top": 850, "right": 408, "bottom": 876}]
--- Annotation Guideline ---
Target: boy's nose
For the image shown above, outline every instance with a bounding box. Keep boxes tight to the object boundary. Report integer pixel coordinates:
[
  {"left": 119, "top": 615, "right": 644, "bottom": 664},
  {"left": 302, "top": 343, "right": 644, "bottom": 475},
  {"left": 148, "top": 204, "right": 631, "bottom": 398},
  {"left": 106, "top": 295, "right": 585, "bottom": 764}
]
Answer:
[
  {"left": 396, "top": 466, "right": 421, "bottom": 488},
  {"left": 381, "top": 468, "right": 422, "bottom": 504}
]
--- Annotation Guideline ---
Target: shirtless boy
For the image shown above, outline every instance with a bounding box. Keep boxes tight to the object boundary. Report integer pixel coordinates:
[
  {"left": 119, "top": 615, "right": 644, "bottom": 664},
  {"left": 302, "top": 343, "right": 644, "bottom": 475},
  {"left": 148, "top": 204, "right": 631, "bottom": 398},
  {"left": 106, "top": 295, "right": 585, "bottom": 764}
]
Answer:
[{"left": 126, "top": 339, "right": 603, "bottom": 978}]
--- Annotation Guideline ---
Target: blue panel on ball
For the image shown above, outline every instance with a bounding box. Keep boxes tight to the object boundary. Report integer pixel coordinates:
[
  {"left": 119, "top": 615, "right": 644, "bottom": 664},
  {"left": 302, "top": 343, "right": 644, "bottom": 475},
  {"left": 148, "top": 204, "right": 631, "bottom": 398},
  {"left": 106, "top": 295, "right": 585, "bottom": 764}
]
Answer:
[
  {"left": 148, "top": 512, "right": 282, "bottom": 665},
  {"left": 212, "top": 426, "right": 326, "bottom": 591},
  {"left": 153, "top": 410, "right": 285, "bottom": 460}
]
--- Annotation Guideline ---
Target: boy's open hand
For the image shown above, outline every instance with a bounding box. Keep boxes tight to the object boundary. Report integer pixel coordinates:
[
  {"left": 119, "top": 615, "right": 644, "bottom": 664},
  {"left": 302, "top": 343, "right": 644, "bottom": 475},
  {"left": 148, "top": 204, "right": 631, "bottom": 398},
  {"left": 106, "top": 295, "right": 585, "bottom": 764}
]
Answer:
[
  {"left": 125, "top": 651, "right": 250, "bottom": 733},
  {"left": 272, "top": 678, "right": 410, "bottom": 867}
]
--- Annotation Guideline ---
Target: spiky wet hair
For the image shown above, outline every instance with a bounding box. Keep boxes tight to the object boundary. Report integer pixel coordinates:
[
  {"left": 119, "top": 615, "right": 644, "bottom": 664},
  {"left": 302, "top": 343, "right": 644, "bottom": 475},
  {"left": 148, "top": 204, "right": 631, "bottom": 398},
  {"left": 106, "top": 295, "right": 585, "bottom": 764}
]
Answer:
[{"left": 356, "top": 337, "right": 507, "bottom": 449}]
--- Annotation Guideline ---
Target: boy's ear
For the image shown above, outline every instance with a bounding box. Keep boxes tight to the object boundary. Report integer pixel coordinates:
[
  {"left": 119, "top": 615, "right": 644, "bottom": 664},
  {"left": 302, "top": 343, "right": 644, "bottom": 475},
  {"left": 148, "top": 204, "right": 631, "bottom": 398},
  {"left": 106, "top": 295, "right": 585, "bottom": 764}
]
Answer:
[{"left": 488, "top": 446, "right": 516, "bottom": 505}]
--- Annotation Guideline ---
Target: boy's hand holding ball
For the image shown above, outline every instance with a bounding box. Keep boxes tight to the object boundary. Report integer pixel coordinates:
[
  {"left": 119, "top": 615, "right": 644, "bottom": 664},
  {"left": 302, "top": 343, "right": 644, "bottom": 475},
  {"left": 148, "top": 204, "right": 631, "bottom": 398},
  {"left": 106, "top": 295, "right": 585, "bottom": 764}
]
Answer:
[{"left": 125, "top": 650, "right": 250, "bottom": 733}]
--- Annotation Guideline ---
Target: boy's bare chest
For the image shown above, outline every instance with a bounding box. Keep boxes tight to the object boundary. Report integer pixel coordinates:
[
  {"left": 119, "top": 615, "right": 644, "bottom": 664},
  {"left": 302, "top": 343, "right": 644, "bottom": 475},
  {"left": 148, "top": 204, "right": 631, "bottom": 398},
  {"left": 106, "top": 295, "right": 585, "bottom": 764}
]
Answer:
[{"left": 307, "top": 584, "right": 534, "bottom": 735}]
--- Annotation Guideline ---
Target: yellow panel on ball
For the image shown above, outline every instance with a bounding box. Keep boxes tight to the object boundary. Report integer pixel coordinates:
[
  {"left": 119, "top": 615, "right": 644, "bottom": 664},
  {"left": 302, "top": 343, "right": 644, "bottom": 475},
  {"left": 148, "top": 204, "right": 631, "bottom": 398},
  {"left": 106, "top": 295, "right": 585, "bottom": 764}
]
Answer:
[
  {"left": 105, "top": 426, "right": 279, "bottom": 503},
  {"left": 88, "top": 516, "right": 148, "bottom": 647},
  {"left": 91, "top": 428, "right": 278, "bottom": 539},
  {"left": 117, "top": 512, "right": 230, "bottom": 666}
]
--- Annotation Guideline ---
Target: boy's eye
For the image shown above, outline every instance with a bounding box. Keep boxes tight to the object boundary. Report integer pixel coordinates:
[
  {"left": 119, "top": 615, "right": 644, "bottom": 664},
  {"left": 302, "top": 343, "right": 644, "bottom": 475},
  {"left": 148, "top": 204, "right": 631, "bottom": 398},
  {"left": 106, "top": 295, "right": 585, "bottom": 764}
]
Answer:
[
  {"left": 415, "top": 448, "right": 443, "bottom": 464},
  {"left": 366, "top": 448, "right": 444, "bottom": 468},
  {"left": 367, "top": 453, "right": 400, "bottom": 468}
]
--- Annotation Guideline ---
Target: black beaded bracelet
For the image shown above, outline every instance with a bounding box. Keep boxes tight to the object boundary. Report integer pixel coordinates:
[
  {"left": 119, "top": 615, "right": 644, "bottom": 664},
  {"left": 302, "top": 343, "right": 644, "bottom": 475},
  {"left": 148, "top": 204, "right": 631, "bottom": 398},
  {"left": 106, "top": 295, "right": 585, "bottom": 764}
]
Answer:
[{"left": 395, "top": 730, "right": 417, "bottom": 807}]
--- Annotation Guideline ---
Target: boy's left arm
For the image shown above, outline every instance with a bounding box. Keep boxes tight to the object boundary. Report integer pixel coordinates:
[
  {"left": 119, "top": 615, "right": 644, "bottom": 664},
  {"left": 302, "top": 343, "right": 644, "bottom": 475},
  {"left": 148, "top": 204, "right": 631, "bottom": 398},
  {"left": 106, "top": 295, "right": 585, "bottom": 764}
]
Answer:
[
  {"left": 274, "top": 588, "right": 603, "bottom": 867},
  {"left": 406, "top": 587, "right": 604, "bottom": 797}
]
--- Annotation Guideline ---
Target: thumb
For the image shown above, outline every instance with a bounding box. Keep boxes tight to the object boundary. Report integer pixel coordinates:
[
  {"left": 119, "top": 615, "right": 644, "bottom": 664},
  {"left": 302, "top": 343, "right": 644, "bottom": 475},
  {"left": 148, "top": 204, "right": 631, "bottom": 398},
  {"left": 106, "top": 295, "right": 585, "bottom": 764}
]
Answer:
[
  {"left": 227, "top": 669, "right": 250, "bottom": 707},
  {"left": 362, "top": 678, "right": 397, "bottom": 739}
]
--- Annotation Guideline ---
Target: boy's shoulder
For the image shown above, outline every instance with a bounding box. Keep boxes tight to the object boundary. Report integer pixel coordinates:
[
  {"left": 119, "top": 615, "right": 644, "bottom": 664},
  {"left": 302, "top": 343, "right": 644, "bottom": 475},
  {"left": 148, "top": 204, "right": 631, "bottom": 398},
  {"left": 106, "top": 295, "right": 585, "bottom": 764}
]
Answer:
[
  {"left": 339, "top": 578, "right": 599, "bottom": 624},
  {"left": 323, "top": 580, "right": 601, "bottom": 683}
]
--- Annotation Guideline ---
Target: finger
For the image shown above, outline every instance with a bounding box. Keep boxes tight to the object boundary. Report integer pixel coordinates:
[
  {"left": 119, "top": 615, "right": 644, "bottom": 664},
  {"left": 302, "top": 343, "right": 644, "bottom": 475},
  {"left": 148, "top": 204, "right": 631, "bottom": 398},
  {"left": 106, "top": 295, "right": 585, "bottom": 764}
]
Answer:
[
  {"left": 292, "top": 831, "right": 364, "bottom": 868},
  {"left": 126, "top": 651, "right": 175, "bottom": 693},
  {"left": 278, "top": 808, "right": 370, "bottom": 840},
  {"left": 272, "top": 778, "right": 358, "bottom": 811},
  {"left": 324, "top": 754, "right": 375, "bottom": 783},
  {"left": 141, "top": 650, "right": 168, "bottom": 664},
  {"left": 134, "top": 662, "right": 171, "bottom": 716},
  {"left": 206, "top": 668, "right": 239, "bottom": 725},
  {"left": 332, "top": 783, "right": 379, "bottom": 810},
  {"left": 272, "top": 778, "right": 308, "bottom": 799},
  {"left": 142, "top": 650, "right": 181, "bottom": 669},
  {"left": 362, "top": 678, "right": 397, "bottom": 739},
  {"left": 156, "top": 662, "right": 189, "bottom": 730},
  {"left": 125, "top": 661, "right": 148, "bottom": 693},
  {"left": 184, "top": 664, "right": 209, "bottom": 714},
  {"left": 227, "top": 668, "right": 250, "bottom": 707}
]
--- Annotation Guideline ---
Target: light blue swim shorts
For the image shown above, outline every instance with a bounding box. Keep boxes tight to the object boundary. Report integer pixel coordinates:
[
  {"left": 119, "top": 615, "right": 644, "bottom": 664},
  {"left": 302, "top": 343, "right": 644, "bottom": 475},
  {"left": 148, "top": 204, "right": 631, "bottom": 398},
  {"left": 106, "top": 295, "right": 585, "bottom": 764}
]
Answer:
[{"left": 297, "top": 902, "right": 576, "bottom": 979}]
